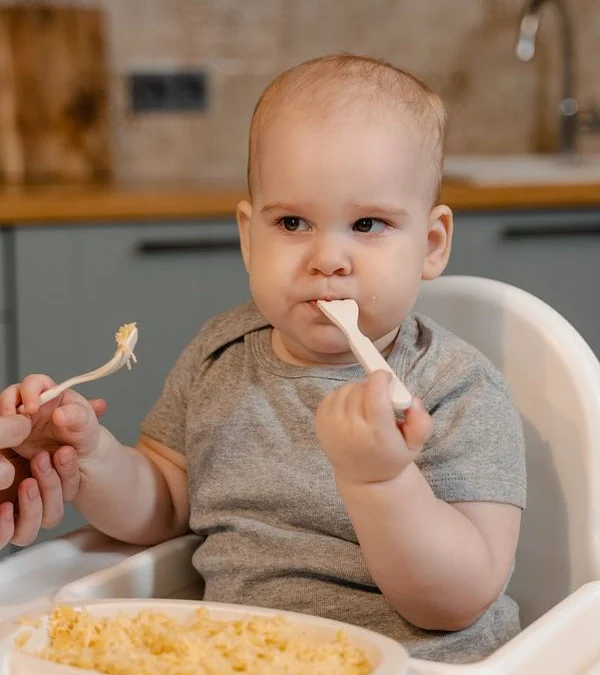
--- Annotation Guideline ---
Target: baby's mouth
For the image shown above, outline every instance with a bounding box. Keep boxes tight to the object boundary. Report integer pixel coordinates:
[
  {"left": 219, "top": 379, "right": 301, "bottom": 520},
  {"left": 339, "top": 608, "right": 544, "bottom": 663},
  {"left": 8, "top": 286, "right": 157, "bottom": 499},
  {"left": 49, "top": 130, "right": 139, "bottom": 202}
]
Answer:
[{"left": 311, "top": 296, "right": 350, "bottom": 305}]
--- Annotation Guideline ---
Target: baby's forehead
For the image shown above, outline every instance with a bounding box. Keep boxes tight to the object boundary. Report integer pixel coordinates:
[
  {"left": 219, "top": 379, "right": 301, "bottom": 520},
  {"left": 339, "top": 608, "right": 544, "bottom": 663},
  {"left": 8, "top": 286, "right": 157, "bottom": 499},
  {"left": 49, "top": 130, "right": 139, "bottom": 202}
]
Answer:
[
  {"left": 253, "top": 100, "right": 429, "bottom": 167},
  {"left": 247, "top": 60, "right": 445, "bottom": 200},
  {"left": 253, "top": 111, "right": 435, "bottom": 201}
]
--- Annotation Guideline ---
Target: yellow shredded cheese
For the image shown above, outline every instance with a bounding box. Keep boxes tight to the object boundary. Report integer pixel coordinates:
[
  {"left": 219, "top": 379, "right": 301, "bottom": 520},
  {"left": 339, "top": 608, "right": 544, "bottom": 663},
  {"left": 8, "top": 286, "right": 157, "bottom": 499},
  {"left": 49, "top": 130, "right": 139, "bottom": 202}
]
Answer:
[
  {"left": 16, "top": 604, "right": 373, "bottom": 675},
  {"left": 13, "top": 630, "right": 32, "bottom": 649}
]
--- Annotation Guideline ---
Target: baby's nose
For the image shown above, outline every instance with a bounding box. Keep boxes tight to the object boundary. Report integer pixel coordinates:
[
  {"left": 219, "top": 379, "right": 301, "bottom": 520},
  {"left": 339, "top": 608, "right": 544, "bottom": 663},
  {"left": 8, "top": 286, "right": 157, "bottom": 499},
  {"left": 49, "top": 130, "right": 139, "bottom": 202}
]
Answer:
[{"left": 308, "top": 235, "right": 351, "bottom": 276}]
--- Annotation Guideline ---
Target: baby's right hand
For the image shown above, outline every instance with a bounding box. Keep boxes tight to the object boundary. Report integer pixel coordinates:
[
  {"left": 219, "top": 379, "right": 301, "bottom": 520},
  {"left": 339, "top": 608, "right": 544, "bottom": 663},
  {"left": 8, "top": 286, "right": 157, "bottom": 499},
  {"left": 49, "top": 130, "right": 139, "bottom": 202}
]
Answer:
[{"left": 0, "top": 374, "right": 102, "bottom": 462}]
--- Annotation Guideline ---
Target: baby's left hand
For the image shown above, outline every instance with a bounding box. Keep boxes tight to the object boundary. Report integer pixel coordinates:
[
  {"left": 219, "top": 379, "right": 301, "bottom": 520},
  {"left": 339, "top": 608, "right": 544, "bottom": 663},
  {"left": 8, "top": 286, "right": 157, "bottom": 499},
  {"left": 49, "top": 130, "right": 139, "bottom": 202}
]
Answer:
[{"left": 315, "top": 370, "right": 432, "bottom": 486}]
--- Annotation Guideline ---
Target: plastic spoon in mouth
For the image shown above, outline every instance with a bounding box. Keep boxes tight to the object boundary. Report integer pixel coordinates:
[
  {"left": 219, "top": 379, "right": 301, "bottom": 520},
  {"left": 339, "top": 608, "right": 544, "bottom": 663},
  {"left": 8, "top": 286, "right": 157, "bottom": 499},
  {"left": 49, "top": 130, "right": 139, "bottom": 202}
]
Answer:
[
  {"left": 316, "top": 300, "right": 412, "bottom": 411},
  {"left": 19, "top": 323, "right": 139, "bottom": 412}
]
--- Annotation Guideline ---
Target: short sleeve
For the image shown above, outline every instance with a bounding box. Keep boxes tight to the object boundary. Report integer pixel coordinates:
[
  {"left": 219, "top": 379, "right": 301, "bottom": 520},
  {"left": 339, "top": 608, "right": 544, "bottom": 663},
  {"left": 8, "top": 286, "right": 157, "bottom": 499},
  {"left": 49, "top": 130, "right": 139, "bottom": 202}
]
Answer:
[
  {"left": 415, "top": 356, "right": 527, "bottom": 509},
  {"left": 140, "top": 330, "right": 208, "bottom": 456},
  {"left": 139, "top": 302, "right": 268, "bottom": 456}
]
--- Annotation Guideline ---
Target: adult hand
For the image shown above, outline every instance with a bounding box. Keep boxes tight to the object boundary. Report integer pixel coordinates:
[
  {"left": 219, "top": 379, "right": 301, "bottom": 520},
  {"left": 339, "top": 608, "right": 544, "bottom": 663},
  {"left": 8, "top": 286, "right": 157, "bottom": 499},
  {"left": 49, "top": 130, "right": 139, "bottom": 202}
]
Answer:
[{"left": 0, "top": 396, "right": 107, "bottom": 551}]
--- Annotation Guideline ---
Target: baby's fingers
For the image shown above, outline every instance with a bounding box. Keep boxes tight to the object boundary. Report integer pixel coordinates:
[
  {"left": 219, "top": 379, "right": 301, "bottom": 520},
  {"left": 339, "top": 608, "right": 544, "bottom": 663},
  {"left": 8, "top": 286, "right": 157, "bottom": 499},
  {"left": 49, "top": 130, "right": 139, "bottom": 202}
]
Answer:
[
  {"left": 364, "top": 370, "right": 396, "bottom": 425},
  {"left": 19, "top": 374, "right": 58, "bottom": 415},
  {"left": 89, "top": 398, "right": 108, "bottom": 419},
  {"left": 398, "top": 397, "right": 433, "bottom": 454},
  {"left": 52, "top": 401, "right": 94, "bottom": 433}
]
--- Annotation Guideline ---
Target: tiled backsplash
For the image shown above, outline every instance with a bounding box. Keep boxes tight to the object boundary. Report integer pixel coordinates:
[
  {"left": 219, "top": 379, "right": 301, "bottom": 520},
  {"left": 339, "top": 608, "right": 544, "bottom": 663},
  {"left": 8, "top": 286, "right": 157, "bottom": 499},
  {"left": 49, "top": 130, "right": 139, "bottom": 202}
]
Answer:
[{"left": 6, "top": 0, "right": 600, "bottom": 182}]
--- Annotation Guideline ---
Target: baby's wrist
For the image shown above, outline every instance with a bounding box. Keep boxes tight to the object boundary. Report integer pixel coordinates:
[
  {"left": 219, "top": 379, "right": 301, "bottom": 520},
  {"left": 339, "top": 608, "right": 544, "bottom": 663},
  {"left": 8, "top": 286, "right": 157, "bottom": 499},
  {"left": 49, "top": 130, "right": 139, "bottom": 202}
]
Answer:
[
  {"left": 78, "top": 425, "right": 121, "bottom": 472},
  {"left": 334, "top": 462, "right": 413, "bottom": 492}
]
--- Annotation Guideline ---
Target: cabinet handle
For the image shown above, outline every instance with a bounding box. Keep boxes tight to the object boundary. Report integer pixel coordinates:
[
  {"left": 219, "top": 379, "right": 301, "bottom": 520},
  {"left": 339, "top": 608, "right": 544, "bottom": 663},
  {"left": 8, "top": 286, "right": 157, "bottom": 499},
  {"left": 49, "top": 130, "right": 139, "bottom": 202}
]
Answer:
[
  {"left": 135, "top": 237, "right": 240, "bottom": 254},
  {"left": 501, "top": 224, "right": 600, "bottom": 240}
]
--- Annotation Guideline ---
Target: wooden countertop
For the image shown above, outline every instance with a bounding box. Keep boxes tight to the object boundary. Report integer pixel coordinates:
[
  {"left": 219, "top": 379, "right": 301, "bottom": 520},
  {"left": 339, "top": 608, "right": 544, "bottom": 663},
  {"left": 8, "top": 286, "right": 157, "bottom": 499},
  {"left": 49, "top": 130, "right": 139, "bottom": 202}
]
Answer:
[{"left": 0, "top": 180, "right": 599, "bottom": 224}]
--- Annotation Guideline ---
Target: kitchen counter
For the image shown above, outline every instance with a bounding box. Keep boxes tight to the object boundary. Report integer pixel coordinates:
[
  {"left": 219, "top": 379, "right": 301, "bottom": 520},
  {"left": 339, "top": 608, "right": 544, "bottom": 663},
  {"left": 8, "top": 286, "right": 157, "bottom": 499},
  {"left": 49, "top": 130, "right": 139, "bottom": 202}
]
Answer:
[{"left": 0, "top": 179, "right": 599, "bottom": 224}]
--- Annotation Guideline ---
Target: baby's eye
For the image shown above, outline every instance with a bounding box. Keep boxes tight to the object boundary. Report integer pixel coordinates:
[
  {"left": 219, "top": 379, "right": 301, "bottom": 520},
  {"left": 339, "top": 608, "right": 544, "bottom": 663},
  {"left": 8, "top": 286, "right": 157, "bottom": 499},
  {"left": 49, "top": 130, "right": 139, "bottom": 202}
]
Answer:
[
  {"left": 353, "top": 218, "right": 387, "bottom": 233},
  {"left": 278, "top": 216, "right": 310, "bottom": 232}
]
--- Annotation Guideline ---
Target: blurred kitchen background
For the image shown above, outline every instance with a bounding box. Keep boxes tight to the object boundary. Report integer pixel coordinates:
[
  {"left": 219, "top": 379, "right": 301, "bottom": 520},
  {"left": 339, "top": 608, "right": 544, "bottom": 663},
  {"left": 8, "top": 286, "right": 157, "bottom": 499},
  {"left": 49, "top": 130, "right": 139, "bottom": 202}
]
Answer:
[
  {"left": 0, "top": 0, "right": 599, "bottom": 546},
  {"left": 0, "top": 0, "right": 599, "bottom": 184},
  {"left": 95, "top": 0, "right": 600, "bottom": 182}
]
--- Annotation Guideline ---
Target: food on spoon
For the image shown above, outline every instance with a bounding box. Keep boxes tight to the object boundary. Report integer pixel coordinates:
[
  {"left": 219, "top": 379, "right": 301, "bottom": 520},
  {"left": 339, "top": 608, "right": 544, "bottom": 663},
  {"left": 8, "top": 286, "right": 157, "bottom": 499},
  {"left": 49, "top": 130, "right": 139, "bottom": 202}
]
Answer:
[{"left": 115, "top": 322, "right": 138, "bottom": 370}]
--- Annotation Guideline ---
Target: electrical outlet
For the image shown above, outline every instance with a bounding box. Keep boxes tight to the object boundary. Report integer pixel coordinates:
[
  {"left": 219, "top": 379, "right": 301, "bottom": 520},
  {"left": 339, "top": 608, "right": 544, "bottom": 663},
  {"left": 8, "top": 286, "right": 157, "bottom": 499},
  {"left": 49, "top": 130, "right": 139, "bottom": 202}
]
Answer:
[{"left": 130, "top": 70, "right": 208, "bottom": 113}]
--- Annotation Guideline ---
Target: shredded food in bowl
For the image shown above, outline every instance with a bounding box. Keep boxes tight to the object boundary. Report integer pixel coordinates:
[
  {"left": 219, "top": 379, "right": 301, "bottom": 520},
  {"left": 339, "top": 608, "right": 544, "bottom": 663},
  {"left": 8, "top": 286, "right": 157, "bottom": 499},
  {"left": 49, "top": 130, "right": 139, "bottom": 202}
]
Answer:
[{"left": 16, "top": 604, "right": 373, "bottom": 675}]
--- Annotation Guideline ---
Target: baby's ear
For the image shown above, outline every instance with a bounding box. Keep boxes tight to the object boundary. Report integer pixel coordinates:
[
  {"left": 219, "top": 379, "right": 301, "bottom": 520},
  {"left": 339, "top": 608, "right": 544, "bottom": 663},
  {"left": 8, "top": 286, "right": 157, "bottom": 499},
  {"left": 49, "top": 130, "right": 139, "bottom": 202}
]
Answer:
[
  {"left": 236, "top": 200, "right": 253, "bottom": 271},
  {"left": 422, "top": 205, "right": 453, "bottom": 280}
]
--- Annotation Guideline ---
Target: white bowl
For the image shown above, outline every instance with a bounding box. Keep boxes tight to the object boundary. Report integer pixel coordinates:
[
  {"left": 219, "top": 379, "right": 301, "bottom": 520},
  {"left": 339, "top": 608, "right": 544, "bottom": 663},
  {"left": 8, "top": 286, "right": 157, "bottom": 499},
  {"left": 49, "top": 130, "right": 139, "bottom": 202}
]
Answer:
[{"left": 0, "top": 598, "right": 410, "bottom": 675}]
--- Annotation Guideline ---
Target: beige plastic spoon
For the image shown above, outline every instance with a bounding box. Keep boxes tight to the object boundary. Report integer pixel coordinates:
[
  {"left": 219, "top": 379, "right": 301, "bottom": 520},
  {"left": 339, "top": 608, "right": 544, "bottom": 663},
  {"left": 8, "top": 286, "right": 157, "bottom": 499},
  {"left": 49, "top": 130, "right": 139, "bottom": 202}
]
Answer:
[
  {"left": 21, "top": 323, "right": 139, "bottom": 410},
  {"left": 316, "top": 300, "right": 412, "bottom": 411}
]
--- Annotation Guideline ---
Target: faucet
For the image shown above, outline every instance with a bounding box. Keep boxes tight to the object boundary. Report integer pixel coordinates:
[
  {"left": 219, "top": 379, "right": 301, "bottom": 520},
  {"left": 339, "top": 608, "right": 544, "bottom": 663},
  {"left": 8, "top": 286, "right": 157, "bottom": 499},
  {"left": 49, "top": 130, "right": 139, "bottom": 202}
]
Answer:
[{"left": 515, "top": 0, "right": 600, "bottom": 156}]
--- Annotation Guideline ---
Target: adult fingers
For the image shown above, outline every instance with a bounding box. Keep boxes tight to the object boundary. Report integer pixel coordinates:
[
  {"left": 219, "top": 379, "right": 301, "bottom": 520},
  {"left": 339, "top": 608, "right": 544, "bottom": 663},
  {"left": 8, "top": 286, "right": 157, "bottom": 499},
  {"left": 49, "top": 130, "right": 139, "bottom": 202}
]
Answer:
[
  {"left": 0, "top": 455, "right": 15, "bottom": 490},
  {"left": 0, "top": 384, "right": 24, "bottom": 415},
  {"left": 30, "top": 452, "right": 64, "bottom": 528},
  {"left": 0, "top": 502, "right": 15, "bottom": 549},
  {"left": 52, "top": 446, "right": 80, "bottom": 502},
  {"left": 11, "top": 479, "right": 43, "bottom": 547},
  {"left": 0, "top": 415, "right": 32, "bottom": 451}
]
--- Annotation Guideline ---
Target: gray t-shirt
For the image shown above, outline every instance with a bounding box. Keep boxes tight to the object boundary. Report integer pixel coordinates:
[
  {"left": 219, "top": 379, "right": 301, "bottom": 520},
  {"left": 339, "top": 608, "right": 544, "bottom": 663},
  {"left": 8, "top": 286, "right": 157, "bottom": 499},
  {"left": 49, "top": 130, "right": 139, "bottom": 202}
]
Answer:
[{"left": 141, "top": 301, "right": 526, "bottom": 665}]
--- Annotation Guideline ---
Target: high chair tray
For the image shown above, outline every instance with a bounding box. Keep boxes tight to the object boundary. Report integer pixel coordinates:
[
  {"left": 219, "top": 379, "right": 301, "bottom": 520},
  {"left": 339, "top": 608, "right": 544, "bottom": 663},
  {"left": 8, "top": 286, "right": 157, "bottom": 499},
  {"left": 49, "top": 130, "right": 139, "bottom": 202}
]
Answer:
[
  {"left": 2, "top": 530, "right": 600, "bottom": 674},
  {"left": 0, "top": 528, "right": 143, "bottom": 623}
]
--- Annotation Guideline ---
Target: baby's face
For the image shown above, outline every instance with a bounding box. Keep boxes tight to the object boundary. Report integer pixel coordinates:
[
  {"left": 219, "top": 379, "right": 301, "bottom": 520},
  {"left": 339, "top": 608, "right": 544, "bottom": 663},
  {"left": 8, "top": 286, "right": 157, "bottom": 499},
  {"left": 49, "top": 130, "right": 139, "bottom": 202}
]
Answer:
[{"left": 237, "top": 112, "right": 450, "bottom": 366}]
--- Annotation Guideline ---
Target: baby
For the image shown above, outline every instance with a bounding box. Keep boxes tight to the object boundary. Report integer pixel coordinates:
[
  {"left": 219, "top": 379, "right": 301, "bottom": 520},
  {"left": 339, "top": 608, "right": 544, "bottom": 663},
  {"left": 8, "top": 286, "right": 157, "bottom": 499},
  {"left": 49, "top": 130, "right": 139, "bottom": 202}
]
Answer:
[{"left": 0, "top": 54, "right": 525, "bottom": 664}]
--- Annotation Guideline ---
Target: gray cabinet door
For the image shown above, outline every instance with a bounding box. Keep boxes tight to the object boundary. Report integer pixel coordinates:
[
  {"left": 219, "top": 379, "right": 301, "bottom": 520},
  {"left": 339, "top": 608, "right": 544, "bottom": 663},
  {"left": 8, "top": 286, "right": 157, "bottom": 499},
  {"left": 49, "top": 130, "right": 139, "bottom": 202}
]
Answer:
[
  {"left": 447, "top": 209, "right": 600, "bottom": 356},
  {"left": 13, "top": 219, "right": 250, "bottom": 541}
]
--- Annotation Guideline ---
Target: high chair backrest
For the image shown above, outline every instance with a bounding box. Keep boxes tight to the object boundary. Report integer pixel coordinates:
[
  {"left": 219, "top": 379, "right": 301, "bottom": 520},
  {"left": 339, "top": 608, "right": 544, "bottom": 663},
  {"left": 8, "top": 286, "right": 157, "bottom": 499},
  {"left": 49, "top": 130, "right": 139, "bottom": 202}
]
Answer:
[{"left": 414, "top": 275, "right": 600, "bottom": 628}]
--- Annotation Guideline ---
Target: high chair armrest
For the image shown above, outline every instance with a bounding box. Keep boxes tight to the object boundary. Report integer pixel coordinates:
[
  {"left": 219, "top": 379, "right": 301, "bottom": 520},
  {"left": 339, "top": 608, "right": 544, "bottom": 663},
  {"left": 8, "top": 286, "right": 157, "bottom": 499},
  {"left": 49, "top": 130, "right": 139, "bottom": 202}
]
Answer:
[{"left": 53, "top": 533, "right": 203, "bottom": 603}]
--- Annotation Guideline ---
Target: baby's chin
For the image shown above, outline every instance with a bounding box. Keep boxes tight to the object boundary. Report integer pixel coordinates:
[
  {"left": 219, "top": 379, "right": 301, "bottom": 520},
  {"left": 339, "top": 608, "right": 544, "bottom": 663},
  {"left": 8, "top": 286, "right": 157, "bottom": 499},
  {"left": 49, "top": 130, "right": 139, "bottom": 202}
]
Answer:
[
  {"left": 294, "top": 337, "right": 359, "bottom": 366},
  {"left": 273, "top": 328, "right": 356, "bottom": 366}
]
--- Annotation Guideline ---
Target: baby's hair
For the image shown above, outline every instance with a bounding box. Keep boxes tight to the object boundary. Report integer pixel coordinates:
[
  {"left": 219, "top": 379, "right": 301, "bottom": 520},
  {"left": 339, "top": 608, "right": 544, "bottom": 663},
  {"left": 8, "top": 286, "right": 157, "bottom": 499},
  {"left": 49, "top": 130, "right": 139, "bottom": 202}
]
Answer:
[{"left": 247, "top": 53, "right": 447, "bottom": 203}]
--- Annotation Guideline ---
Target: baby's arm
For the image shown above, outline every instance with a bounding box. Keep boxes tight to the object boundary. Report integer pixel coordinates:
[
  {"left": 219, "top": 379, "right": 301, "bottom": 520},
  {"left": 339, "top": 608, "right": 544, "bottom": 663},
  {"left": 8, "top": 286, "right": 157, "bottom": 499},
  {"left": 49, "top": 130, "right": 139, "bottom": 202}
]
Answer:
[
  {"left": 336, "top": 466, "right": 520, "bottom": 631},
  {"left": 74, "top": 432, "right": 190, "bottom": 546},
  {"left": 317, "top": 370, "right": 521, "bottom": 632}
]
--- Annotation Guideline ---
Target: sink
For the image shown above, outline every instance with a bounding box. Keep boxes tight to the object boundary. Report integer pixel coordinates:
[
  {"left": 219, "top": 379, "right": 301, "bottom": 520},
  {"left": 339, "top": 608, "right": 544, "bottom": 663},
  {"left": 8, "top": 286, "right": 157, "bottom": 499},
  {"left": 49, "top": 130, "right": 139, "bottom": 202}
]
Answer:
[{"left": 444, "top": 154, "right": 600, "bottom": 186}]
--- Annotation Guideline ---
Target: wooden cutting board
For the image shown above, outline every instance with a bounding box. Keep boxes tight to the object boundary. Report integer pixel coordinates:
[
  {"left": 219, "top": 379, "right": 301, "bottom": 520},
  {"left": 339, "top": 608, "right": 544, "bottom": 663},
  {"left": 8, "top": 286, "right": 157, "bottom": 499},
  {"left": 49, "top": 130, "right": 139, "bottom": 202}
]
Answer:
[{"left": 0, "top": 5, "right": 112, "bottom": 185}]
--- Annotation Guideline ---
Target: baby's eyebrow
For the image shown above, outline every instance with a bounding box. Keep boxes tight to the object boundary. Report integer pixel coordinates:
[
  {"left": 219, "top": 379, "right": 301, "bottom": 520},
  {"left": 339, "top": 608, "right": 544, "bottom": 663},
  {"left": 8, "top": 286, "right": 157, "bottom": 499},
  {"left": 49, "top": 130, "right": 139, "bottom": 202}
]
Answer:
[
  {"left": 349, "top": 203, "right": 409, "bottom": 218},
  {"left": 261, "top": 202, "right": 306, "bottom": 213},
  {"left": 260, "top": 202, "right": 409, "bottom": 217}
]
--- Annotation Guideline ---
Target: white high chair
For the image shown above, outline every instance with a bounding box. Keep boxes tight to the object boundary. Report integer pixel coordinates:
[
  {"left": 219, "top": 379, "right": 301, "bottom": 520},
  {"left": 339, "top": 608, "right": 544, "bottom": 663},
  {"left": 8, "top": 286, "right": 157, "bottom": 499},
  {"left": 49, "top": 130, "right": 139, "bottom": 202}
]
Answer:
[{"left": 415, "top": 275, "right": 600, "bottom": 629}]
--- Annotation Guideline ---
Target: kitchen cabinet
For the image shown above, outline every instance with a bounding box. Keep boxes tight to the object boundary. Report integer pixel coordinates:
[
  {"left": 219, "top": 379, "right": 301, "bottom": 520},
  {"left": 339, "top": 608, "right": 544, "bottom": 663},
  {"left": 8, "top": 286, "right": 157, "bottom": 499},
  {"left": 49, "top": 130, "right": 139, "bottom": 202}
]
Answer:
[
  {"left": 11, "top": 219, "right": 250, "bottom": 542},
  {"left": 13, "top": 219, "right": 250, "bottom": 444},
  {"left": 447, "top": 209, "right": 600, "bottom": 357}
]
